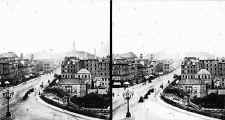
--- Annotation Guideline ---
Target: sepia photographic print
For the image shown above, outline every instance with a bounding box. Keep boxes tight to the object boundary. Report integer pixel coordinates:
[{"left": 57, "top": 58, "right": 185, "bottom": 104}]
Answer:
[
  {"left": 0, "top": 0, "right": 110, "bottom": 120},
  {"left": 1, "top": 0, "right": 225, "bottom": 120},
  {"left": 112, "top": 0, "right": 225, "bottom": 120}
]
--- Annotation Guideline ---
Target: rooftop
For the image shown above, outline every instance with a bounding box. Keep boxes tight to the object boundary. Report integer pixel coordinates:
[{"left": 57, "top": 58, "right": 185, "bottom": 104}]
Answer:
[
  {"left": 197, "top": 69, "right": 210, "bottom": 75},
  {"left": 0, "top": 52, "right": 18, "bottom": 58},
  {"left": 77, "top": 68, "right": 90, "bottom": 74}
]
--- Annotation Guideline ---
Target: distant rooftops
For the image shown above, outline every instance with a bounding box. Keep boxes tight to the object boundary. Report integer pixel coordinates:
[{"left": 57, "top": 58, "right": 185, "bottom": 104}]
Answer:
[
  {"left": 182, "top": 56, "right": 225, "bottom": 65},
  {"left": 182, "top": 58, "right": 199, "bottom": 65},
  {"left": 0, "top": 52, "right": 18, "bottom": 58}
]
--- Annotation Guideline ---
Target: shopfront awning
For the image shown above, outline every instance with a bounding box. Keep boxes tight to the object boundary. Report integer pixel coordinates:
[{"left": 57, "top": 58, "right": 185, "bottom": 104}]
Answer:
[
  {"left": 113, "top": 82, "right": 121, "bottom": 86},
  {"left": 123, "top": 82, "right": 130, "bottom": 86}
]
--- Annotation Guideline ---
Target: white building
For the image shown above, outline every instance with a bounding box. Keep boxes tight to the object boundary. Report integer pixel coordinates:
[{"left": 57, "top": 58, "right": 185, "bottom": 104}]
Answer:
[
  {"left": 178, "top": 69, "right": 210, "bottom": 98},
  {"left": 75, "top": 68, "right": 91, "bottom": 87},
  {"left": 58, "top": 78, "right": 87, "bottom": 97}
]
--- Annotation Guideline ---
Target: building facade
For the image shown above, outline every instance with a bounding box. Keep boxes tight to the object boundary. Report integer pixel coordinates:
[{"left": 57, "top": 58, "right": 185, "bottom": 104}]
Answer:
[
  {"left": 112, "top": 63, "right": 135, "bottom": 86},
  {"left": 58, "top": 78, "right": 86, "bottom": 97},
  {"left": 179, "top": 57, "right": 225, "bottom": 97},
  {"left": 59, "top": 56, "right": 109, "bottom": 96},
  {"left": 80, "top": 57, "right": 110, "bottom": 89},
  {"left": 181, "top": 57, "right": 200, "bottom": 81}
]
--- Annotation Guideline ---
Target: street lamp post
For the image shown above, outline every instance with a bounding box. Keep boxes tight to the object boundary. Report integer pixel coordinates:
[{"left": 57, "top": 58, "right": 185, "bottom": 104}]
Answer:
[
  {"left": 0, "top": 76, "right": 1, "bottom": 87},
  {"left": 123, "top": 88, "right": 134, "bottom": 118},
  {"left": 2, "top": 81, "right": 14, "bottom": 118}
]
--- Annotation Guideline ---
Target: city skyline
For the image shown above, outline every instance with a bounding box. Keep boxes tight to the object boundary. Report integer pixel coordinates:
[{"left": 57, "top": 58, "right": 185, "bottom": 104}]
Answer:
[
  {"left": 1, "top": 1, "right": 225, "bottom": 120},
  {"left": 0, "top": 0, "right": 109, "bottom": 56},
  {"left": 113, "top": 1, "right": 225, "bottom": 57}
]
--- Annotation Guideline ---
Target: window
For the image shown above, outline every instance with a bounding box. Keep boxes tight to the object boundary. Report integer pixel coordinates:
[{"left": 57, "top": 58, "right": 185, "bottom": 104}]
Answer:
[
  {"left": 65, "top": 86, "right": 72, "bottom": 93},
  {"left": 186, "top": 86, "right": 192, "bottom": 94}
]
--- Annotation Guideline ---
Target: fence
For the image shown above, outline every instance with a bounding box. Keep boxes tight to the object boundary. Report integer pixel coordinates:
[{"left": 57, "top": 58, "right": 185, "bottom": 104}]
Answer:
[
  {"left": 40, "top": 95, "right": 109, "bottom": 119},
  {"left": 81, "top": 107, "right": 110, "bottom": 113},
  {"left": 161, "top": 92, "right": 224, "bottom": 119},
  {"left": 189, "top": 101, "right": 201, "bottom": 110}
]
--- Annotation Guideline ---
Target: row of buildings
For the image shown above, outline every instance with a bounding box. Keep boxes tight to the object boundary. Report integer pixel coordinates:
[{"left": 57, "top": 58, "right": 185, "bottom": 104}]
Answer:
[
  {"left": 112, "top": 53, "right": 173, "bottom": 87},
  {"left": 0, "top": 52, "right": 56, "bottom": 86},
  {"left": 57, "top": 53, "right": 173, "bottom": 97},
  {"left": 178, "top": 57, "right": 225, "bottom": 98}
]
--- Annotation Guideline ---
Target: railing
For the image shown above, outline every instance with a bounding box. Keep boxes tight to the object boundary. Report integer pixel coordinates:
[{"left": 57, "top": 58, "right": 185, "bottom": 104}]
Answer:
[
  {"left": 201, "top": 108, "right": 225, "bottom": 114},
  {"left": 40, "top": 94, "right": 109, "bottom": 119},
  {"left": 81, "top": 107, "right": 110, "bottom": 113},
  {"left": 189, "top": 101, "right": 201, "bottom": 110},
  {"left": 161, "top": 90, "right": 224, "bottom": 119}
]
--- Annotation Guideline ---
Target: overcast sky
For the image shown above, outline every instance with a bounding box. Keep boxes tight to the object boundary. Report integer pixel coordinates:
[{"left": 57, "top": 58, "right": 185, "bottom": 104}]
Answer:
[
  {"left": 113, "top": 0, "right": 225, "bottom": 57},
  {"left": 2, "top": 0, "right": 225, "bottom": 57},
  {"left": 0, "top": 0, "right": 109, "bottom": 56}
]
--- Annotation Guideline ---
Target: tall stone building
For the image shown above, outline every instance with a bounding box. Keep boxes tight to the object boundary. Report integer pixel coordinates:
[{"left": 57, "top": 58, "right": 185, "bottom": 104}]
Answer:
[
  {"left": 181, "top": 57, "right": 200, "bottom": 80},
  {"left": 112, "top": 62, "right": 135, "bottom": 86},
  {"left": 0, "top": 52, "right": 34, "bottom": 85},
  {"left": 59, "top": 57, "right": 87, "bottom": 97},
  {"left": 179, "top": 57, "right": 225, "bottom": 98},
  {"left": 60, "top": 56, "right": 110, "bottom": 91},
  {"left": 61, "top": 57, "right": 81, "bottom": 79},
  {"left": 80, "top": 58, "right": 110, "bottom": 89}
]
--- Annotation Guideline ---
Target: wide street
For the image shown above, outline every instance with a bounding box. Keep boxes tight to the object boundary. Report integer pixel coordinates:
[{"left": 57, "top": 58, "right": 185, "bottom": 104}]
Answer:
[
  {"left": 112, "top": 68, "right": 219, "bottom": 120},
  {"left": 0, "top": 68, "right": 101, "bottom": 120}
]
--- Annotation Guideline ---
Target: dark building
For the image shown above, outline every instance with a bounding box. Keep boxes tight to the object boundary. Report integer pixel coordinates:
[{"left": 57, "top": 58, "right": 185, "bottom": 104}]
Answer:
[
  {"left": 133, "top": 63, "right": 147, "bottom": 84},
  {"left": 61, "top": 56, "right": 110, "bottom": 89},
  {"left": 80, "top": 58, "right": 110, "bottom": 89},
  {"left": 61, "top": 57, "right": 81, "bottom": 75},
  {"left": 181, "top": 57, "right": 200, "bottom": 80},
  {"left": 0, "top": 61, "right": 19, "bottom": 85},
  {"left": 112, "top": 62, "right": 135, "bottom": 86}
]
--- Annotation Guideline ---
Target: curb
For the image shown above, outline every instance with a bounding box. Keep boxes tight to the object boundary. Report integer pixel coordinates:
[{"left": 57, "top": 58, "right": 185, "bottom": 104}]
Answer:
[
  {"left": 158, "top": 94, "right": 219, "bottom": 120},
  {"left": 36, "top": 95, "right": 103, "bottom": 120}
]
